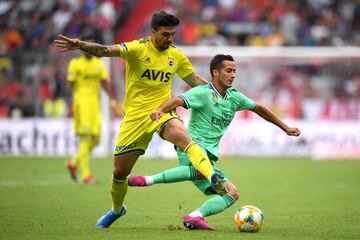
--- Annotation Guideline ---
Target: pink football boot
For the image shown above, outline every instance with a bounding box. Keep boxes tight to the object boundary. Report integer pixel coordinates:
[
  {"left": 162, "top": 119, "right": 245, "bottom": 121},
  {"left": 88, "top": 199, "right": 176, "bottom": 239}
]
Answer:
[
  {"left": 128, "top": 175, "right": 147, "bottom": 186},
  {"left": 183, "top": 215, "right": 216, "bottom": 230}
]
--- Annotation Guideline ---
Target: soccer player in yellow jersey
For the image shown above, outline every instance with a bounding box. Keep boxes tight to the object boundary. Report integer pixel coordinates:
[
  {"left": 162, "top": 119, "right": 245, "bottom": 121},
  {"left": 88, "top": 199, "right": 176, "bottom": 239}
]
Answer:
[
  {"left": 55, "top": 11, "right": 226, "bottom": 228},
  {"left": 66, "top": 31, "right": 117, "bottom": 184}
]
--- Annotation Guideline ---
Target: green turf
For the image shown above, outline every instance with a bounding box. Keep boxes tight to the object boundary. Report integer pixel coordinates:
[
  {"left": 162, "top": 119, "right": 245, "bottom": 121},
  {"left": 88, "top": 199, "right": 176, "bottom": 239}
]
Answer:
[{"left": 0, "top": 156, "right": 359, "bottom": 240}]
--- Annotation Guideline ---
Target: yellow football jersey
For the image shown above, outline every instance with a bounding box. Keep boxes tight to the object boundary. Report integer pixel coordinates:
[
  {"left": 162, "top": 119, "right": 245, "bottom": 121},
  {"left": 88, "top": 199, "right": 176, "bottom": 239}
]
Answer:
[
  {"left": 116, "top": 37, "right": 194, "bottom": 119},
  {"left": 67, "top": 55, "right": 108, "bottom": 107}
]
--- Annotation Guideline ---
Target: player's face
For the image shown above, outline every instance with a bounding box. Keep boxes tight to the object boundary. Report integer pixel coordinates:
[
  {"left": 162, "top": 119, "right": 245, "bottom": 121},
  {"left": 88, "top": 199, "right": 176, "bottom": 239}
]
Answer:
[
  {"left": 214, "top": 60, "right": 236, "bottom": 89},
  {"left": 151, "top": 26, "right": 176, "bottom": 51}
]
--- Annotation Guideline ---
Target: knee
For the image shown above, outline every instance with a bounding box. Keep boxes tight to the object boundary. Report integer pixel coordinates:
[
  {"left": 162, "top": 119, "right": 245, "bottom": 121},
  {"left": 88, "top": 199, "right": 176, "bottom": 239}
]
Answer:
[
  {"left": 113, "top": 165, "right": 130, "bottom": 180},
  {"left": 169, "top": 129, "right": 191, "bottom": 148},
  {"left": 162, "top": 124, "right": 191, "bottom": 150}
]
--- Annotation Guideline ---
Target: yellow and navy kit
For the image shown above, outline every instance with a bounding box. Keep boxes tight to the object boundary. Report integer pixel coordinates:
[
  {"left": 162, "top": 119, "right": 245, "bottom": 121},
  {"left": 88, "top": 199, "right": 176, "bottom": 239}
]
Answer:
[
  {"left": 67, "top": 55, "right": 108, "bottom": 136},
  {"left": 116, "top": 37, "right": 194, "bottom": 119},
  {"left": 114, "top": 37, "right": 194, "bottom": 155}
]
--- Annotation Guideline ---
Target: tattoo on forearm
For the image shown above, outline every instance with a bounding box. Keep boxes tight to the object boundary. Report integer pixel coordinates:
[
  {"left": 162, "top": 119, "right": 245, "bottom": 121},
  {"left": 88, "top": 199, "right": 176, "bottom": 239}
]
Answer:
[{"left": 79, "top": 42, "right": 110, "bottom": 57}]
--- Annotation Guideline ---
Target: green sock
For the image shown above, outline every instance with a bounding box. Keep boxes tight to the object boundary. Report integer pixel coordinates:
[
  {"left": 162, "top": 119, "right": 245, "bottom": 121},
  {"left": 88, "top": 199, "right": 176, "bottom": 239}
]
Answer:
[
  {"left": 153, "top": 166, "right": 197, "bottom": 184},
  {"left": 198, "top": 194, "right": 236, "bottom": 217}
]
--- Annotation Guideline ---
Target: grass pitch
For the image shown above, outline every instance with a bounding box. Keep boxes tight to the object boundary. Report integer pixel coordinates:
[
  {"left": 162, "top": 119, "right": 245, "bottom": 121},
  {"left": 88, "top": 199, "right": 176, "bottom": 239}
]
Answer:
[{"left": 0, "top": 156, "right": 359, "bottom": 240}]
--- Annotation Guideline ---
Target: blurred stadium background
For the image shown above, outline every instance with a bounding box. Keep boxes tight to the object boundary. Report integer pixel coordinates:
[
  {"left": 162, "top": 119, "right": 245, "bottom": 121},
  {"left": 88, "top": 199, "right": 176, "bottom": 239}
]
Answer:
[
  {"left": 0, "top": 0, "right": 359, "bottom": 160},
  {"left": 1, "top": 1, "right": 360, "bottom": 239}
]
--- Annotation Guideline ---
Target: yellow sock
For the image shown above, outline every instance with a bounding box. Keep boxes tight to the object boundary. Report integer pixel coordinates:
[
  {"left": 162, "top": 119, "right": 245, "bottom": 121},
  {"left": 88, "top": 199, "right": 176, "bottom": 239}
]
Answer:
[
  {"left": 184, "top": 141, "right": 214, "bottom": 181},
  {"left": 111, "top": 177, "right": 128, "bottom": 213},
  {"left": 78, "top": 135, "right": 91, "bottom": 179}
]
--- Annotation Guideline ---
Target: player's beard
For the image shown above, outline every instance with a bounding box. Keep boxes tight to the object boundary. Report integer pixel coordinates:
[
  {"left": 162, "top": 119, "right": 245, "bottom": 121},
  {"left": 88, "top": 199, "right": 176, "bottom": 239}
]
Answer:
[
  {"left": 156, "top": 37, "right": 172, "bottom": 50},
  {"left": 158, "top": 42, "right": 171, "bottom": 51}
]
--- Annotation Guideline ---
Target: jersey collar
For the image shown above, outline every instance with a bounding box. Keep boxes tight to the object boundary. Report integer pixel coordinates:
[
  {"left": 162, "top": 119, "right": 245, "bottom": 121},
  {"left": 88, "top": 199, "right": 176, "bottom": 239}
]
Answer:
[
  {"left": 149, "top": 37, "right": 168, "bottom": 53},
  {"left": 210, "top": 82, "right": 227, "bottom": 99},
  {"left": 80, "top": 54, "right": 93, "bottom": 61}
]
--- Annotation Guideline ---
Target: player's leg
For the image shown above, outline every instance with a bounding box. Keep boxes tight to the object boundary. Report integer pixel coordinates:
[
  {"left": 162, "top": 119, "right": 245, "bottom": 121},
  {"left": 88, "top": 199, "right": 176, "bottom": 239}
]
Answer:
[
  {"left": 184, "top": 169, "right": 238, "bottom": 231},
  {"left": 66, "top": 106, "right": 80, "bottom": 181},
  {"left": 89, "top": 135, "right": 100, "bottom": 152},
  {"left": 68, "top": 102, "right": 100, "bottom": 183},
  {"left": 160, "top": 118, "right": 226, "bottom": 195},
  {"left": 76, "top": 134, "right": 94, "bottom": 182},
  {"left": 128, "top": 165, "right": 197, "bottom": 186},
  {"left": 66, "top": 151, "right": 78, "bottom": 181},
  {"left": 196, "top": 181, "right": 239, "bottom": 217},
  {"left": 129, "top": 148, "right": 197, "bottom": 186},
  {"left": 67, "top": 134, "right": 92, "bottom": 182},
  {"left": 82, "top": 109, "right": 101, "bottom": 183},
  {"left": 112, "top": 151, "right": 143, "bottom": 212},
  {"left": 81, "top": 135, "right": 100, "bottom": 183},
  {"left": 97, "top": 115, "right": 155, "bottom": 228},
  {"left": 96, "top": 150, "right": 142, "bottom": 228}
]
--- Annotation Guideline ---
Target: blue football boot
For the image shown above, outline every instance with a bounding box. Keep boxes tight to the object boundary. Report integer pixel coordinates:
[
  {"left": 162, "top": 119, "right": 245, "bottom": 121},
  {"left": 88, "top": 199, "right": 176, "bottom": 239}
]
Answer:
[{"left": 95, "top": 205, "right": 127, "bottom": 228}]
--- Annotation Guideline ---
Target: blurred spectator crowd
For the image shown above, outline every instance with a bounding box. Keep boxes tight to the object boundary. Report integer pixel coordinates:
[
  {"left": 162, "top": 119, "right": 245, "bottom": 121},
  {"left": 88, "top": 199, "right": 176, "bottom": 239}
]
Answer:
[
  {"left": 0, "top": 0, "right": 135, "bottom": 118},
  {"left": 0, "top": 0, "right": 359, "bottom": 120},
  {"left": 167, "top": 0, "right": 360, "bottom": 46}
]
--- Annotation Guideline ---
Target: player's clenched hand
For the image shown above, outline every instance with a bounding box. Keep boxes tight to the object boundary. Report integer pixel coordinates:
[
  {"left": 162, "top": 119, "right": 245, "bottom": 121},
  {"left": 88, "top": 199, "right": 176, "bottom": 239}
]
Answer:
[
  {"left": 150, "top": 111, "right": 162, "bottom": 122},
  {"left": 285, "top": 127, "right": 301, "bottom": 137},
  {"left": 54, "top": 35, "right": 81, "bottom": 52}
]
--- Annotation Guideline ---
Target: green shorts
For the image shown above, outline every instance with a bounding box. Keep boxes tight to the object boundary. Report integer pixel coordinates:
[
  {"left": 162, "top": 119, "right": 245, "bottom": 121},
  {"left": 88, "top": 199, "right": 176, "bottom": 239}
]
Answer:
[{"left": 176, "top": 143, "right": 229, "bottom": 196}]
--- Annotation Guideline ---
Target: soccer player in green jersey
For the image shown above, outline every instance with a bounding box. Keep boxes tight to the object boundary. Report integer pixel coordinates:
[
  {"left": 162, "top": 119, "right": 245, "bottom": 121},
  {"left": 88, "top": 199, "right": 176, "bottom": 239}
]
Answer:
[
  {"left": 55, "top": 11, "right": 225, "bottom": 228},
  {"left": 128, "top": 54, "right": 301, "bottom": 230}
]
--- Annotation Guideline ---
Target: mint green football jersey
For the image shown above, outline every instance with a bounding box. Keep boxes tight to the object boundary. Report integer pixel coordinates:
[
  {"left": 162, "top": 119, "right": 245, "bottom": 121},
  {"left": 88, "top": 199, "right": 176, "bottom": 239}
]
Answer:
[{"left": 180, "top": 82, "right": 256, "bottom": 159}]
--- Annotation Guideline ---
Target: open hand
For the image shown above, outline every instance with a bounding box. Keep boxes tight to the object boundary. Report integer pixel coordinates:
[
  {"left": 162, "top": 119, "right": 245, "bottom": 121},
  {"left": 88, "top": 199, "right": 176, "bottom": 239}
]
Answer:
[{"left": 54, "top": 35, "right": 81, "bottom": 52}]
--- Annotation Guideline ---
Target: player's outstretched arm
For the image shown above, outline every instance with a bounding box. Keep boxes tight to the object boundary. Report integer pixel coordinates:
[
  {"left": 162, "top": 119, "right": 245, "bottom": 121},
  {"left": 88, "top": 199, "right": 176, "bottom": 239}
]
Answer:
[
  {"left": 250, "top": 103, "right": 301, "bottom": 137},
  {"left": 182, "top": 73, "right": 208, "bottom": 87},
  {"left": 150, "top": 97, "right": 185, "bottom": 121},
  {"left": 54, "top": 35, "right": 120, "bottom": 57}
]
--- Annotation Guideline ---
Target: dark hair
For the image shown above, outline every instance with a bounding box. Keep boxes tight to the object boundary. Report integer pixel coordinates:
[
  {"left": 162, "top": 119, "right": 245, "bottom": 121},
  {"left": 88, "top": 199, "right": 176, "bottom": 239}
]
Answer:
[
  {"left": 80, "top": 28, "right": 95, "bottom": 41},
  {"left": 210, "top": 54, "right": 234, "bottom": 77},
  {"left": 151, "top": 11, "right": 180, "bottom": 30}
]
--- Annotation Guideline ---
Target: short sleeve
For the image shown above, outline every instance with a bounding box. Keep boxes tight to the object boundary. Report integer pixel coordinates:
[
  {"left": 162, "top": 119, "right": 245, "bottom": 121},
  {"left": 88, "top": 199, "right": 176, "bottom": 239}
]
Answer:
[
  {"left": 235, "top": 91, "right": 256, "bottom": 111},
  {"left": 176, "top": 54, "right": 194, "bottom": 79},
  {"left": 179, "top": 86, "right": 206, "bottom": 110},
  {"left": 116, "top": 40, "right": 140, "bottom": 61}
]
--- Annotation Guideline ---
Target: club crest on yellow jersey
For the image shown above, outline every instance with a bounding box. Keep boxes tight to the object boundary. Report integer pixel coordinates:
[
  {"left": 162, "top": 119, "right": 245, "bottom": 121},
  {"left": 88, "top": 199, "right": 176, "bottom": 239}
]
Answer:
[{"left": 168, "top": 57, "right": 175, "bottom": 67}]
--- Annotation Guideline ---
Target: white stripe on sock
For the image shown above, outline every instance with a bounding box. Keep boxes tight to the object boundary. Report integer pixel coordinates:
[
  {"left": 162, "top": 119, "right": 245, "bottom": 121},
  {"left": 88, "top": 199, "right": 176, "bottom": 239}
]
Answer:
[
  {"left": 145, "top": 176, "right": 154, "bottom": 185},
  {"left": 189, "top": 210, "right": 203, "bottom": 218}
]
